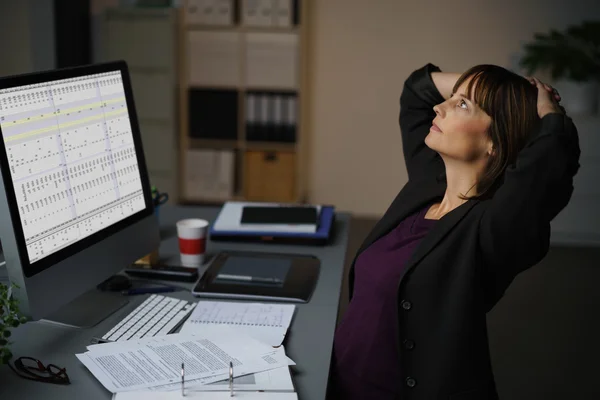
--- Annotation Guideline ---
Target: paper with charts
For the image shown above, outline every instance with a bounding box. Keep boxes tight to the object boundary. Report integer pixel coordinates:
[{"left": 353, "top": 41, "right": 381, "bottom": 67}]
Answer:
[{"left": 179, "top": 301, "right": 295, "bottom": 347}]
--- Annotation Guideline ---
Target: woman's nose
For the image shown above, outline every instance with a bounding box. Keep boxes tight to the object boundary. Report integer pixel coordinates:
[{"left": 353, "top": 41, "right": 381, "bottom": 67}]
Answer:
[{"left": 433, "top": 103, "right": 443, "bottom": 116}]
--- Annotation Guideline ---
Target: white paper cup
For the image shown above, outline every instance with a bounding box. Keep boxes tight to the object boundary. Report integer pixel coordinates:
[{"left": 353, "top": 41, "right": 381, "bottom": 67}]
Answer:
[{"left": 176, "top": 218, "right": 209, "bottom": 267}]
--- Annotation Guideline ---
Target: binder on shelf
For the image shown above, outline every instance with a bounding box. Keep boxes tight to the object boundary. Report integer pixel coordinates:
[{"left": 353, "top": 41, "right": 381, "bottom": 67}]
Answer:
[
  {"left": 273, "top": 94, "right": 284, "bottom": 142},
  {"left": 245, "top": 91, "right": 297, "bottom": 143},
  {"left": 209, "top": 202, "right": 336, "bottom": 245},
  {"left": 188, "top": 89, "right": 238, "bottom": 140},
  {"left": 241, "top": 0, "right": 274, "bottom": 27},
  {"left": 273, "top": 0, "right": 293, "bottom": 27},
  {"left": 241, "top": 0, "right": 299, "bottom": 27},
  {"left": 284, "top": 94, "right": 297, "bottom": 142},
  {"left": 260, "top": 93, "right": 271, "bottom": 141},
  {"left": 185, "top": 0, "right": 235, "bottom": 26},
  {"left": 246, "top": 93, "right": 257, "bottom": 141}
]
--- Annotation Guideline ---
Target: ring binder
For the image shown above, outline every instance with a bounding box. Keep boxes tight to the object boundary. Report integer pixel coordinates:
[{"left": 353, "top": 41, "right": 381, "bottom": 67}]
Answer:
[{"left": 229, "top": 361, "right": 234, "bottom": 397}]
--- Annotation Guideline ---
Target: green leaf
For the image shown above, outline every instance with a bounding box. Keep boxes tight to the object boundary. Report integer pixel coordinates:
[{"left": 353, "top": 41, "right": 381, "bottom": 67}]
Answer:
[
  {"left": 520, "top": 21, "right": 600, "bottom": 81},
  {"left": 3, "top": 330, "right": 11, "bottom": 338},
  {"left": 0, "top": 349, "right": 12, "bottom": 364},
  {"left": 0, "top": 338, "right": 7, "bottom": 346}
]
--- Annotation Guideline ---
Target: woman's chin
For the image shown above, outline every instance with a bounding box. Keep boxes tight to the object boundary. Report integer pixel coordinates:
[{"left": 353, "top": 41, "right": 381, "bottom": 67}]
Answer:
[{"left": 424, "top": 134, "right": 439, "bottom": 151}]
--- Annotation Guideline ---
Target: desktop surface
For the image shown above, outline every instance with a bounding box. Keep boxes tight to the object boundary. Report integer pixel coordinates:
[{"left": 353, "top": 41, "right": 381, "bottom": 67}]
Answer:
[{"left": 0, "top": 205, "right": 351, "bottom": 400}]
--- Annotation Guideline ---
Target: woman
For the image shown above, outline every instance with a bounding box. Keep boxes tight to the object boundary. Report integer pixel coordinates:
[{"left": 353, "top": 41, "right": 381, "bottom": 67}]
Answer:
[{"left": 329, "top": 63, "right": 581, "bottom": 400}]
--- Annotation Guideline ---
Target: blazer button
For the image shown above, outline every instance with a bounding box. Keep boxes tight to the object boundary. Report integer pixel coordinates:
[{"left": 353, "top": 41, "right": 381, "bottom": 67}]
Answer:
[
  {"left": 403, "top": 339, "right": 415, "bottom": 350},
  {"left": 401, "top": 300, "right": 412, "bottom": 310},
  {"left": 406, "top": 377, "right": 417, "bottom": 388}
]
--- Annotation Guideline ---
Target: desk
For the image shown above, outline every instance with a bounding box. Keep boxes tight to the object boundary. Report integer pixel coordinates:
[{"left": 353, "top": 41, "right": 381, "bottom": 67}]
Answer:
[{"left": 0, "top": 205, "right": 351, "bottom": 400}]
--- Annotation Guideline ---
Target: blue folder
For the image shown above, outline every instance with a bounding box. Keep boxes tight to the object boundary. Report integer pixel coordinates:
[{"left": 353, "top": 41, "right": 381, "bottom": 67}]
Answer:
[{"left": 209, "top": 205, "right": 336, "bottom": 245}]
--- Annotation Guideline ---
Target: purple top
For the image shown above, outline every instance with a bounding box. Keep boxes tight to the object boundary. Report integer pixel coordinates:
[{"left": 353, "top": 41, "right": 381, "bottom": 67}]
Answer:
[{"left": 331, "top": 205, "right": 437, "bottom": 398}]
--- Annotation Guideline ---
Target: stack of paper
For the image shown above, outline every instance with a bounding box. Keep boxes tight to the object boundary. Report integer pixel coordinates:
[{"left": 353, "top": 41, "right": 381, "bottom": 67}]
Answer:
[{"left": 77, "top": 325, "right": 296, "bottom": 396}]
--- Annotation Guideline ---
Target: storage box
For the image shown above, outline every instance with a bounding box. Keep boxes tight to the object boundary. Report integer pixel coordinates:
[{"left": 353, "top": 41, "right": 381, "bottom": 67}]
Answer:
[{"left": 244, "top": 150, "right": 295, "bottom": 202}]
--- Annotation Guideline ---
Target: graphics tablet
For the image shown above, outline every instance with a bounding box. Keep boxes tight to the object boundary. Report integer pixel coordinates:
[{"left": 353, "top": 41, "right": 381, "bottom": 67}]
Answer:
[{"left": 192, "top": 251, "right": 320, "bottom": 303}]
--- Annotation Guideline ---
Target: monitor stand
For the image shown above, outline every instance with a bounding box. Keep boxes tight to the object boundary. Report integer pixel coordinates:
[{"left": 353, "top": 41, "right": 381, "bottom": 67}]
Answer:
[{"left": 40, "top": 289, "right": 129, "bottom": 329}]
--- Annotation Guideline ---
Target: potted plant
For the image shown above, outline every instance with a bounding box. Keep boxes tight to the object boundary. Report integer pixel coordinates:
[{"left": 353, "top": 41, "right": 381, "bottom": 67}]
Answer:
[
  {"left": 519, "top": 20, "right": 600, "bottom": 115},
  {"left": 0, "top": 282, "right": 27, "bottom": 365}
]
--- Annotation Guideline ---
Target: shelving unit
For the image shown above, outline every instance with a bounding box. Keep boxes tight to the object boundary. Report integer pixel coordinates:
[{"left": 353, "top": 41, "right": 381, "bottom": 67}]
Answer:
[
  {"left": 177, "top": 0, "right": 309, "bottom": 204},
  {"left": 101, "top": 7, "right": 180, "bottom": 202}
]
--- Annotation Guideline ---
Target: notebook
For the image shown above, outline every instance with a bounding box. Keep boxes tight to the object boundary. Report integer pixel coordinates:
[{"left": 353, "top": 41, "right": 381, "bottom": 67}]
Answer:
[{"left": 179, "top": 301, "right": 296, "bottom": 347}]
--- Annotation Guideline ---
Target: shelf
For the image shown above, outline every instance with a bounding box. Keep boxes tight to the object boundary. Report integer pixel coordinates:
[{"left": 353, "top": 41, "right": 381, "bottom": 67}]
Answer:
[
  {"left": 186, "top": 84, "right": 299, "bottom": 92},
  {"left": 178, "top": 1, "right": 308, "bottom": 205},
  {"left": 187, "top": 84, "right": 241, "bottom": 91},
  {"left": 184, "top": 24, "right": 299, "bottom": 34},
  {"left": 245, "top": 141, "right": 296, "bottom": 151},
  {"left": 188, "top": 138, "right": 240, "bottom": 150}
]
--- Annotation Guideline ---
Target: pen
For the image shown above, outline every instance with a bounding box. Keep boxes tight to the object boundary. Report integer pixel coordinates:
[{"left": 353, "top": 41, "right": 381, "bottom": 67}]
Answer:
[
  {"left": 216, "top": 274, "right": 284, "bottom": 285},
  {"left": 121, "top": 286, "right": 178, "bottom": 296}
]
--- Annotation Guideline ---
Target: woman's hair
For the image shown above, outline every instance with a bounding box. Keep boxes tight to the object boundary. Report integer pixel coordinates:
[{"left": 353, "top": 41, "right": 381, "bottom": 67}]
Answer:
[{"left": 453, "top": 64, "right": 541, "bottom": 201}]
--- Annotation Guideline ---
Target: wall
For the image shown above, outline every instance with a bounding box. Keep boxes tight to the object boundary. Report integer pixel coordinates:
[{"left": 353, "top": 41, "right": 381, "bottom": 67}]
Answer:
[
  {"left": 0, "top": 2, "right": 33, "bottom": 76},
  {"left": 306, "top": 0, "right": 600, "bottom": 217},
  {"left": 0, "top": 0, "right": 54, "bottom": 76}
]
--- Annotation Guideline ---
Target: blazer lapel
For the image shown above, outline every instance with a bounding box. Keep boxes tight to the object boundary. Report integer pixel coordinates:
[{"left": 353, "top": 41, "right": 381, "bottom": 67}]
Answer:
[
  {"left": 401, "top": 198, "right": 478, "bottom": 277},
  {"left": 356, "top": 176, "right": 479, "bottom": 275},
  {"left": 357, "top": 178, "right": 445, "bottom": 256}
]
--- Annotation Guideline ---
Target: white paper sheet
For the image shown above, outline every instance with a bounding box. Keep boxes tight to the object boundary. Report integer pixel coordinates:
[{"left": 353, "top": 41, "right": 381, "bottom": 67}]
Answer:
[
  {"left": 179, "top": 301, "right": 295, "bottom": 346},
  {"left": 114, "top": 391, "right": 297, "bottom": 400},
  {"left": 77, "top": 327, "right": 294, "bottom": 393}
]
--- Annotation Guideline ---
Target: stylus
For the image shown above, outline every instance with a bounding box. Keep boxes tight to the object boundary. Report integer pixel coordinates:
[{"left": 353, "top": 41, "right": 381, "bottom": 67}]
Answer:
[{"left": 215, "top": 274, "right": 284, "bottom": 285}]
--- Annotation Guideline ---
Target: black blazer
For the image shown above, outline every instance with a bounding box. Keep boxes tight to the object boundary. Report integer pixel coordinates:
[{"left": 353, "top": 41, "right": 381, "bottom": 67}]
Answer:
[{"left": 346, "top": 64, "right": 581, "bottom": 400}]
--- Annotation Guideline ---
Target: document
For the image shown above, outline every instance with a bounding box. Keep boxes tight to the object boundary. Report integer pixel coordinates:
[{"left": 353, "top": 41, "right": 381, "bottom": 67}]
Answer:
[
  {"left": 148, "top": 347, "right": 294, "bottom": 392},
  {"left": 179, "top": 300, "right": 295, "bottom": 346},
  {"left": 78, "top": 327, "right": 294, "bottom": 393},
  {"left": 114, "top": 391, "right": 298, "bottom": 400}
]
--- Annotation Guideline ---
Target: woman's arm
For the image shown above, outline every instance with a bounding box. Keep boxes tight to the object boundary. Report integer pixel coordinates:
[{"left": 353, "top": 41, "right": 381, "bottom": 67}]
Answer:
[
  {"left": 430, "top": 72, "right": 462, "bottom": 100},
  {"left": 478, "top": 113, "right": 580, "bottom": 278},
  {"left": 399, "top": 64, "right": 452, "bottom": 181}
]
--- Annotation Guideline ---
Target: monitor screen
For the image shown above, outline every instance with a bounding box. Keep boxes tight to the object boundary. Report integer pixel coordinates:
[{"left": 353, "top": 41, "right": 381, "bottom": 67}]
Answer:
[{"left": 0, "top": 70, "right": 145, "bottom": 264}]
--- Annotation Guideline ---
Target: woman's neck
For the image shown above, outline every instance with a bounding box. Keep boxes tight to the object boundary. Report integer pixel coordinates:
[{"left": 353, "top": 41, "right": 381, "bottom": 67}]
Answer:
[{"left": 428, "top": 160, "right": 483, "bottom": 219}]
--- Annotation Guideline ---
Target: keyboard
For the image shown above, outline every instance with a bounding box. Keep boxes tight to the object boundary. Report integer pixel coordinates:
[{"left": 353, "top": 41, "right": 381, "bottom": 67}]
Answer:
[{"left": 95, "top": 294, "right": 196, "bottom": 343}]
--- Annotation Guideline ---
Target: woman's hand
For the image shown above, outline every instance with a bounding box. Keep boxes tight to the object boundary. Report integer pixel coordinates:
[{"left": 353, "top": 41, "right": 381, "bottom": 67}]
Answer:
[{"left": 526, "top": 77, "right": 565, "bottom": 118}]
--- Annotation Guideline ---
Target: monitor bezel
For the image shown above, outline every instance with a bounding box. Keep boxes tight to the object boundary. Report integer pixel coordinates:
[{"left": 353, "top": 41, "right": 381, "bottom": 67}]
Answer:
[{"left": 0, "top": 60, "right": 155, "bottom": 278}]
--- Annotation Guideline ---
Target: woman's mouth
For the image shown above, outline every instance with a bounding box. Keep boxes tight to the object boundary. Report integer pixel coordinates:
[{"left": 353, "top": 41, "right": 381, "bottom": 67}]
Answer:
[{"left": 431, "top": 123, "right": 442, "bottom": 133}]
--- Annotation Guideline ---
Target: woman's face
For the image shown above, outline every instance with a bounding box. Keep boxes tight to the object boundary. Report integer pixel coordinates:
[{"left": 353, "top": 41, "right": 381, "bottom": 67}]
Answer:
[{"left": 425, "top": 77, "right": 493, "bottom": 163}]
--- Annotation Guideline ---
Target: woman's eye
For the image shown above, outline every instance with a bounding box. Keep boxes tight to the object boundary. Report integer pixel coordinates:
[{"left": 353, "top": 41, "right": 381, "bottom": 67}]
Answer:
[{"left": 458, "top": 99, "right": 468, "bottom": 109}]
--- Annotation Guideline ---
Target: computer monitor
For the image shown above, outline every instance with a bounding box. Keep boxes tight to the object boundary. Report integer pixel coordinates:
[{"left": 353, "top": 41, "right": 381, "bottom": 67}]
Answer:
[{"left": 0, "top": 61, "right": 160, "bottom": 324}]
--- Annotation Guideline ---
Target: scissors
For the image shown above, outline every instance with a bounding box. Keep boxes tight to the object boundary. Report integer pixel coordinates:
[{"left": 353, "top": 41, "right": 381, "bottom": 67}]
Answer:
[{"left": 151, "top": 186, "right": 169, "bottom": 207}]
